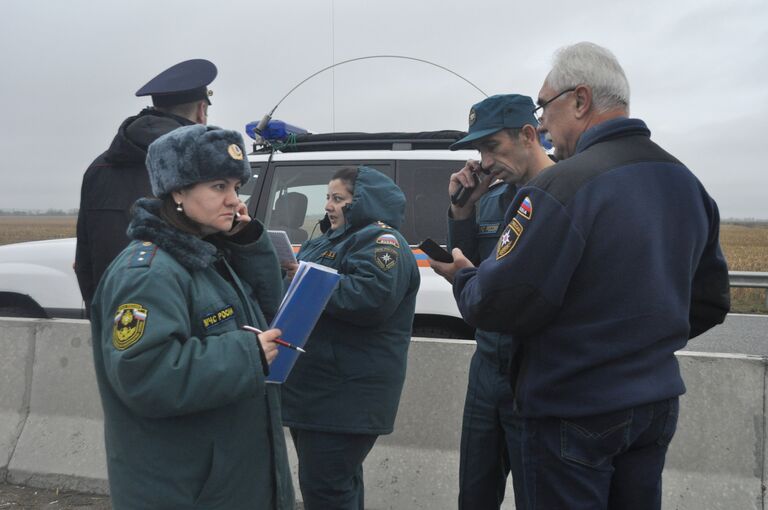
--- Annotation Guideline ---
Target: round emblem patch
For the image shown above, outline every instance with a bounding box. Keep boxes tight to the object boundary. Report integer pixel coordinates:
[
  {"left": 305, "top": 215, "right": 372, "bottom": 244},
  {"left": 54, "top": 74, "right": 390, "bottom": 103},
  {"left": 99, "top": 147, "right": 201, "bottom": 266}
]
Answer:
[
  {"left": 375, "top": 246, "right": 398, "bottom": 271},
  {"left": 112, "top": 303, "right": 148, "bottom": 350},
  {"left": 227, "top": 143, "right": 243, "bottom": 160},
  {"left": 468, "top": 108, "right": 477, "bottom": 127}
]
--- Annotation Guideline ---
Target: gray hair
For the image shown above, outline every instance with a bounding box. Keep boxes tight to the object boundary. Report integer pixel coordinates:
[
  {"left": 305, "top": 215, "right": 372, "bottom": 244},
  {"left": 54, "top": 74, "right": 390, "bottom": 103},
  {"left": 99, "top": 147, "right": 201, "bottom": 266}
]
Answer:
[{"left": 545, "top": 42, "right": 630, "bottom": 113}]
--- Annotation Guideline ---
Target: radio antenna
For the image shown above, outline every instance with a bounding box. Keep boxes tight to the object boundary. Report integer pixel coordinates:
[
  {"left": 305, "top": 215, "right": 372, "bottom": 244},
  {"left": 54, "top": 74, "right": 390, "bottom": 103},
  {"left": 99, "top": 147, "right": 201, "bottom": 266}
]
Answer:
[{"left": 253, "top": 55, "right": 488, "bottom": 136}]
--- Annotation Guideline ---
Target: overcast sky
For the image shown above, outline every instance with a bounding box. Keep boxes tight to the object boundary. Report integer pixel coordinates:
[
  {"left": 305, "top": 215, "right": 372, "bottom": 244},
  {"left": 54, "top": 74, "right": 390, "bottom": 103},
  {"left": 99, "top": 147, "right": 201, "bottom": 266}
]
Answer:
[{"left": 1, "top": 0, "right": 766, "bottom": 219}]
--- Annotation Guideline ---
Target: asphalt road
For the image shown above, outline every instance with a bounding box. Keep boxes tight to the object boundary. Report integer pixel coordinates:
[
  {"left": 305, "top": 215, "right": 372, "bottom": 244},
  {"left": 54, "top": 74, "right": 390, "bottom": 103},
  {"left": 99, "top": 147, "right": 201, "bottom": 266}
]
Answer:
[{"left": 681, "top": 313, "right": 768, "bottom": 356}]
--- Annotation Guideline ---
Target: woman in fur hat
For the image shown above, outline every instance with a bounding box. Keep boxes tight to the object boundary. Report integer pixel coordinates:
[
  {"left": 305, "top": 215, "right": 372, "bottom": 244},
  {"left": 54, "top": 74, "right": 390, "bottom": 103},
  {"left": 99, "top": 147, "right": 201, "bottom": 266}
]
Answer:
[{"left": 89, "top": 125, "right": 295, "bottom": 509}]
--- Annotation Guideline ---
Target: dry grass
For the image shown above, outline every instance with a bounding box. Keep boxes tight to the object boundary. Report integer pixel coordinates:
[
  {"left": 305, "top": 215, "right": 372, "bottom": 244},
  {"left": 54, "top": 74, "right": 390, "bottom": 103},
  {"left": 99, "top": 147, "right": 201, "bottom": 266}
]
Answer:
[
  {"left": 720, "top": 223, "right": 768, "bottom": 313},
  {"left": 0, "top": 217, "right": 765, "bottom": 313},
  {"left": 0, "top": 216, "right": 76, "bottom": 246}
]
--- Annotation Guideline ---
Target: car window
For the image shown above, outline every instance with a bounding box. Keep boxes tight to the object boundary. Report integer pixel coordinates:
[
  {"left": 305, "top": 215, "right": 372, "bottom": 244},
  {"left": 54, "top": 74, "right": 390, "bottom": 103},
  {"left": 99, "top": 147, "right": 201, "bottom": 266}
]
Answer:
[
  {"left": 397, "top": 160, "right": 465, "bottom": 245},
  {"left": 240, "top": 165, "right": 262, "bottom": 205},
  {"left": 264, "top": 163, "right": 394, "bottom": 244}
]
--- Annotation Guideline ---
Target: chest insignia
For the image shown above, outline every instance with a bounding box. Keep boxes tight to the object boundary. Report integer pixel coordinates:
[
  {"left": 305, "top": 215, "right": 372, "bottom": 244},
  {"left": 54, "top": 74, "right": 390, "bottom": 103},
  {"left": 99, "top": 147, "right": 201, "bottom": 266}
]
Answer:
[
  {"left": 112, "top": 303, "right": 148, "bottom": 350},
  {"left": 517, "top": 196, "right": 533, "bottom": 221},
  {"left": 496, "top": 218, "right": 524, "bottom": 259},
  {"left": 321, "top": 250, "right": 337, "bottom": 260},
  {"left": 375, "top": 233, "right": 400, "bottom": 248},
  {"left": 202, "top": 305, "right": 235, "bottom": 329},
  {"left": 375, "top": 246, "right": 398, "bottom": 271},
  {"left": 478, "top": 223, "right": 500, "bottom": 235}
]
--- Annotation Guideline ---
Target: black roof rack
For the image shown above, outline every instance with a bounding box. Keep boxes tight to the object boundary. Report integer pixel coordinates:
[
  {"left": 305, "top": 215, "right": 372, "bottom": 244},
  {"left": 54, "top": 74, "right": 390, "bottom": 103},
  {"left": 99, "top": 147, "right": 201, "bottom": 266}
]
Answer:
[{"left": 252, "top": 130, "right": 467, "bottom": 153}]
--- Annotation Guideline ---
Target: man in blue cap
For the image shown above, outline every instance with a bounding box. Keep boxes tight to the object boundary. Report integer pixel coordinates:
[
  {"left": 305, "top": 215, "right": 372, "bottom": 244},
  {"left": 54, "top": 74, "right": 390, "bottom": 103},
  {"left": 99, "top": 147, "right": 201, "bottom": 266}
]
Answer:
[
  {"left": 75, "top": 59, "right": 217, "bottom": 314},
  {"left": 442, "top": 94, "right": 553, "bottom": 510}
]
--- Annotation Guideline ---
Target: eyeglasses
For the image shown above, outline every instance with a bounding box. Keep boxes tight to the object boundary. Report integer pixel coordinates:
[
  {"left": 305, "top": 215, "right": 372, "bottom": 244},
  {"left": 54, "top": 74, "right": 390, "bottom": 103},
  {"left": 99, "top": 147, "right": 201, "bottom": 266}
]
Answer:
[{"left": 533, "top": 87, "right": 576, "bottom": 122}]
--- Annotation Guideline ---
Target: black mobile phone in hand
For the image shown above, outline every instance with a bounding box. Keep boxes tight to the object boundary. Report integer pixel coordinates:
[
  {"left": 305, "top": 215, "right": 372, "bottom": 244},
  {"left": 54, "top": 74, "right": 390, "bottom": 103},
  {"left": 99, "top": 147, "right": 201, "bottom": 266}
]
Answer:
[
  {"left": 450, "top": 173, "right": 480, "bottom": 207},
  {"left": 450, "top": 167, "right": 490, "bottom": 207},
  {"left": 229, "top": 212, "right": 241, "bottom": 231},
  {"left": 418, "top": 238, "right": 454, "bottom": 263}
]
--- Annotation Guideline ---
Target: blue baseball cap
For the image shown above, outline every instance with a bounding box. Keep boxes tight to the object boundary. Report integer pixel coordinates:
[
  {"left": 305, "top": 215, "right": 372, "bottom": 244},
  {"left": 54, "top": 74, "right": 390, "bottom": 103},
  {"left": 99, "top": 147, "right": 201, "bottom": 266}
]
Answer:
[
  {"left": 136, "top": 59, "right": 217, "bottom": 107},
  {"left": 450, "top": 94, "right": 538, "bottom": 150}
]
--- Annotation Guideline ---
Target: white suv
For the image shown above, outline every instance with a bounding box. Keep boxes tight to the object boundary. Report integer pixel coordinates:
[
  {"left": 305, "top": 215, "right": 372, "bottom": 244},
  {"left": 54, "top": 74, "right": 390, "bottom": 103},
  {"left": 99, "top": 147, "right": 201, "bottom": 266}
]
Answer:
[{"left": 0, "top": 130, "right": 477, "bottom": 338}]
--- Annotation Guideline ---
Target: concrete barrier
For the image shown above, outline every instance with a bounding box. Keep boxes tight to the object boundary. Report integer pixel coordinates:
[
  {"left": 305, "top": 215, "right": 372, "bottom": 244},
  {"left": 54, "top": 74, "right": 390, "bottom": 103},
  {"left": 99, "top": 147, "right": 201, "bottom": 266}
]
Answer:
[
  {"left": 0, "top": 318, "right": 766, "bottom": 509},
  {"left": 5, "top": 319, "right": 107, "bottom": 493},
  {"left": 665, "top": 351, "right": 767, "bottom": 510},
  {"left": 0, "top": 319, "right": 35, "bottom": 477}
]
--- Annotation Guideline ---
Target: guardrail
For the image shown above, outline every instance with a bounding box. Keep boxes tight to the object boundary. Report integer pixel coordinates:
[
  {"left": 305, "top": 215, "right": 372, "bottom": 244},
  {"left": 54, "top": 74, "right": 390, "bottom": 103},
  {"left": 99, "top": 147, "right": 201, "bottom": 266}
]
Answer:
[{"left": 730, "top": 271, "right": 768, "bottom": 307}]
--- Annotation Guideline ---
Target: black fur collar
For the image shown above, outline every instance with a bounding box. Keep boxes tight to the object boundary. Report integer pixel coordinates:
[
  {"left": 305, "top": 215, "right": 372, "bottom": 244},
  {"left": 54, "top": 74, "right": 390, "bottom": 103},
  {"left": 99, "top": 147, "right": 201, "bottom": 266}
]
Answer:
[{"left": 127, "top": 198, "right": 218, "bottom": 271}]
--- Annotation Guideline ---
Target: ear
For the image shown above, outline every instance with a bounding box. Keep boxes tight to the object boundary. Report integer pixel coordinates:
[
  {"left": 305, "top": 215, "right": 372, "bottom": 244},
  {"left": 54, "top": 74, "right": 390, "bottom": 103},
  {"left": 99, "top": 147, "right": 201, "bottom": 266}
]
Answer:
[
  {"left": 521, "top": 124, "right": 538, "bottom": 145},
  {"left": 195, "top": 101, "right": 208, "bottom": 125},
  {"left": 171, "top": 190, "right": 185, "bottom": 205},
  {"left": 573, "top": 85, "right": 592, "bottom": 119}
]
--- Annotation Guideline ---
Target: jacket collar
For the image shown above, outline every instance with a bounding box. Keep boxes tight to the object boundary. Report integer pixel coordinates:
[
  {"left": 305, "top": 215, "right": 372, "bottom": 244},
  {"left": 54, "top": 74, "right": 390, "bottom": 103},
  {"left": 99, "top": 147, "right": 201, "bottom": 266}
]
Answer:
[
  {"left": 575, "top": 117, "right": 650, "bottom": 154},
  {"left": 127, "top": 198, "right": 218, "bottom": 270}
]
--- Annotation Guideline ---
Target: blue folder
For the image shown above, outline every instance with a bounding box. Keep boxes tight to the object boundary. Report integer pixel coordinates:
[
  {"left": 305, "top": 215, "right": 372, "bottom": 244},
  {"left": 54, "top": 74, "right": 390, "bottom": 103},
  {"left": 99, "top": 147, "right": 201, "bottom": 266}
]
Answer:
[{"left": 266, "top": 261, "right": 340, "bottom": 383}]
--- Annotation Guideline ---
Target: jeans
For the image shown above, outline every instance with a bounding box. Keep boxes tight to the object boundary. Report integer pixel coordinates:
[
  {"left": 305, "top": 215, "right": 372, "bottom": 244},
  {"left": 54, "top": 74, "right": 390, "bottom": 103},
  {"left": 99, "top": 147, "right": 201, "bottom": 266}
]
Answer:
[
  {"left": 459, "top": 352, "right": 524, "bottom": 510},
  {"left": 513, "top": 397, "right": 679, "bottom": 510}
]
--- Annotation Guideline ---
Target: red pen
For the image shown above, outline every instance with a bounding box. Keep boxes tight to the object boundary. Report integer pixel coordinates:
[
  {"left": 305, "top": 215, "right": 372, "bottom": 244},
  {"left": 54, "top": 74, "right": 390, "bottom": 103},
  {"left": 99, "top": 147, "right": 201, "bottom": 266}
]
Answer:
[{"left": 242, "top": 325, "right": 306, "bottom": 353}]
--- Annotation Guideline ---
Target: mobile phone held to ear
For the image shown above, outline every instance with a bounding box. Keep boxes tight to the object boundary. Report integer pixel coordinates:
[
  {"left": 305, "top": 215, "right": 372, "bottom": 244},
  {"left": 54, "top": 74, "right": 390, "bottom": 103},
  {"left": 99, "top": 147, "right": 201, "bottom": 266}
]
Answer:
[
  {"left": 450, "top": 173, "right": 480, "bottom": 207},
  {"left": 450, "top": 167, "right": 491, "bottom": 207},
  {"left": 230, "top": 212, "right": 242, "bottom": 231},
  {"left": 418, "top": 238, "right": 454, "bottom": 263}
]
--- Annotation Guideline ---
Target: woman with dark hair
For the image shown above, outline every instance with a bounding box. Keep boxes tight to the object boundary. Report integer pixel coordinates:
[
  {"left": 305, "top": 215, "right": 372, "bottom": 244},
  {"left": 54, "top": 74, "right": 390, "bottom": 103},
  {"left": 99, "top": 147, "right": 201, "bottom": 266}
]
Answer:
[
  {"left": 281, "top": 165, "right": 420, "bottom": 510},
  {"left": 90, "top": 125, "right": 294, "bottom": 509}
]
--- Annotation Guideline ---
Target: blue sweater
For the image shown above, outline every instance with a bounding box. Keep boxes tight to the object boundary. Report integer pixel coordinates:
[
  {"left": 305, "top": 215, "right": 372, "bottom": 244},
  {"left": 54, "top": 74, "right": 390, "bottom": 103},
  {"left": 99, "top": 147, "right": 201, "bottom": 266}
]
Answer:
[{"left": 454, "top": 118, "right": 730, "bottom": 418}]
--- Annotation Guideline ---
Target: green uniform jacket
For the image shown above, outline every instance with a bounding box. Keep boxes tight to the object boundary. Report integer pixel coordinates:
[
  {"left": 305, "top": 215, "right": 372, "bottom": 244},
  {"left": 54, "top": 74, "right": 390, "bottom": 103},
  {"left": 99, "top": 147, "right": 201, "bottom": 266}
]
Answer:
[
  {"left": 90, "top": 198, "right": 294, "bottom": 510},
  {"left": 281, "top": 166, "right": 420, "bottom": 434}
]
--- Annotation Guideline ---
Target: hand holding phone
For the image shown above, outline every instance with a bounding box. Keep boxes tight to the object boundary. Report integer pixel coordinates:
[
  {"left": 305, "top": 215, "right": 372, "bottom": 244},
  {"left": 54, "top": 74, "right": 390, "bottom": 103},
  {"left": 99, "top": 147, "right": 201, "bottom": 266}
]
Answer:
[
  {"left": 450, "top": 161, "right": 490, "bottom": 207},
  {"left": 418, "top": 238, "right": 454, "bottom": 263}
]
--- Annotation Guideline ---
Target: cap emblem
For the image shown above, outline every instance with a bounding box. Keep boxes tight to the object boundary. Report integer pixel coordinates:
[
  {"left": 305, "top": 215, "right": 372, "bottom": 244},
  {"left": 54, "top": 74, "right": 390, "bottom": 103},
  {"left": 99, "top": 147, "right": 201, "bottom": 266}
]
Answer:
[
  {"left": 468, "top": 108, "right": 477, "bottom": 127},
  {"left": 228, "top": 144, "right": 243, "bottom": 160}
]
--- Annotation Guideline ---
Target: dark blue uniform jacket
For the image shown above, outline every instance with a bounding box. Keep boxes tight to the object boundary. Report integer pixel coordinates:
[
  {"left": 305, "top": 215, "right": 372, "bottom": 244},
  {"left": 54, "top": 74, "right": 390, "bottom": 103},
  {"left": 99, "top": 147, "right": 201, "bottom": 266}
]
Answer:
[
  {"left": 454, "top": 118, "right": 730, "bottom": 418},
  {"left": 448, "top": 182, "right": 517, "bottom": 368}
]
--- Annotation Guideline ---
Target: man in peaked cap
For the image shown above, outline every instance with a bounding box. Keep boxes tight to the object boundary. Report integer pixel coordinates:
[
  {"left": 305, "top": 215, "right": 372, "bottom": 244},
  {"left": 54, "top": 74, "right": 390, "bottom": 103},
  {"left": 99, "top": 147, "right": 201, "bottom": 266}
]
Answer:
[
  {"left": 75, "top": 59, "right": 217, "bottom": 314},
  {"left": 437, "top": 94, "right": 554, "bottom": 510}
]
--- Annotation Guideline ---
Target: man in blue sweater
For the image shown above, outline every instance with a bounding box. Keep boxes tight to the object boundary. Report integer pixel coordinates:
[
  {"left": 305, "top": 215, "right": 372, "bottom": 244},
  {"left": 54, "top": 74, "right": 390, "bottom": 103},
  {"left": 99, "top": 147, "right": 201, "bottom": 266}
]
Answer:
[{"left": 431, "top": 42, "right": 730, "bottom": 510}]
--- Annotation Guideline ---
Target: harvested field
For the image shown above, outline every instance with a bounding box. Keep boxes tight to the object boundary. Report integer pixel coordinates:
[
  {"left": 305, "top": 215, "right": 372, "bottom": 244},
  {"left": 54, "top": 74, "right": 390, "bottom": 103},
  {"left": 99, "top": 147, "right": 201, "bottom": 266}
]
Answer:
[{"left": 0, "top": 216, "right": 76, "bottom": 246}]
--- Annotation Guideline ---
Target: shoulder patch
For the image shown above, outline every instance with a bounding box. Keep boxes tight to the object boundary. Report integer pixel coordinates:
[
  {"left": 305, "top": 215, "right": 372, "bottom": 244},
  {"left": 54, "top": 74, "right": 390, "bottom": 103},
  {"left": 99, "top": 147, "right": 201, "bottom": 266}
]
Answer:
[
  {"left": 202, "top": 305, "right": 235, "bottom": 329},
  {"left": 112, "top": 303, "right": 148, "bottom": 350},
  {"left": 375, "top": 246, "right": 398, "bottom": 271},
  {"left": 516, "top": 196, "right": 533, "bottom": 220},
  {"left": 129, "top": 242, "right": 158, "bottom": 268},
  {"left": 375, "top": 233, "right": 400, "bottom": 248},
  {"left": 496, "top": 218, "right": 524, "bottom": 259},
  {"left": 375, "top": 221, "right": 393, "bottom": 230}
]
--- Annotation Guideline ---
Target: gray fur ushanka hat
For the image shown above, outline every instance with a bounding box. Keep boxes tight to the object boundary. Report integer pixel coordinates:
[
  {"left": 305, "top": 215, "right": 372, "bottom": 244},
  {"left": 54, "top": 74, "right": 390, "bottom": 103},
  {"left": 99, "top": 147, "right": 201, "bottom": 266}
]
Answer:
[{"left": 146, "top": 124, "right": 251, "bottom": 197}]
